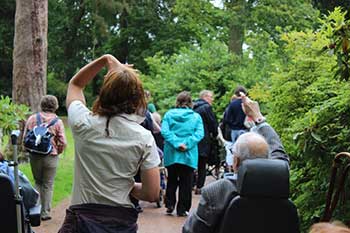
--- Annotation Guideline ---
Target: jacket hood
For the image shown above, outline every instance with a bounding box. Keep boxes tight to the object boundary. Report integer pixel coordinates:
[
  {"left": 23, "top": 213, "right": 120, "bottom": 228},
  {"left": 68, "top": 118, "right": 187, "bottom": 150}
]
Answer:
[
  {"left": 193, "top": 99, "right": 209, "bottom": 109},
  {"left": 167, "top": 108, "right": 197, "bottom": 123}
]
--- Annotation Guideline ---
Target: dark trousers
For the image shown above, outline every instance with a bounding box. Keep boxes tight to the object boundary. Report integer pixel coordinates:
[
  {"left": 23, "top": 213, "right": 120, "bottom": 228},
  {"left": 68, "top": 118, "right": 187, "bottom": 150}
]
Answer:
[
  {"left": 165, "top": 164, "right": 194, "bottom": 214},
  {"left": 196, "top": 156, "right": 207, "bottom": 189},
  {"left": 58, "top": 204, "right": 138, "bottom": 233}
]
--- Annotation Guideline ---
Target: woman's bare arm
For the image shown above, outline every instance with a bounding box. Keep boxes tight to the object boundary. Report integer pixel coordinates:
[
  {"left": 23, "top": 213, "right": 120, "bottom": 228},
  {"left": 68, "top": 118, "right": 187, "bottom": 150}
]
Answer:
[
  {"left": 66, "top": 54, "right": 123, "bottom": 109},
  {"left": 131, "top": 167, "right": 160, "bottom": 202}
]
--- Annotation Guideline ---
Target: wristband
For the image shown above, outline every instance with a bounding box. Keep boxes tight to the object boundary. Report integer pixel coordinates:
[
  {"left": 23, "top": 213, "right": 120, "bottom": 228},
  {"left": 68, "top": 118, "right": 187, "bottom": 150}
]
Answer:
[{"left": 255, "top": 117, "right": 266, "bottom": 125}]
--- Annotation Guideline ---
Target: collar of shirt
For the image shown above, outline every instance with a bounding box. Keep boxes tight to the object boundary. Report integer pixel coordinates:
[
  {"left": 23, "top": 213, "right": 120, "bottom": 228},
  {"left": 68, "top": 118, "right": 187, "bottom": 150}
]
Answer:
[{"left": 118, "top": 113, "right": 146, "bottom": 124}]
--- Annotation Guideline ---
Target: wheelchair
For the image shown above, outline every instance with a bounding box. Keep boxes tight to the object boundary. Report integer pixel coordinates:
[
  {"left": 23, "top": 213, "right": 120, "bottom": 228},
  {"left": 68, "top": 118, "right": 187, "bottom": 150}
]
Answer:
[
  {"left": 0, "top": 174, "right": 41, "bottom": 233},
  {"left": 218, "top": 159, "right": 300, "bottom": 233},
  {"left": 0, "top": 130, "right": 41, "bottom": 233}
]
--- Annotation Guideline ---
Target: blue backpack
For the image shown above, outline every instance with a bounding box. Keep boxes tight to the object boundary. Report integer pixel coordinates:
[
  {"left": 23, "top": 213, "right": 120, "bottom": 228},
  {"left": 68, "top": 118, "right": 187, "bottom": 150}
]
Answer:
[{"left": 24, "top": 113, "right": 58, "bottom": 155}]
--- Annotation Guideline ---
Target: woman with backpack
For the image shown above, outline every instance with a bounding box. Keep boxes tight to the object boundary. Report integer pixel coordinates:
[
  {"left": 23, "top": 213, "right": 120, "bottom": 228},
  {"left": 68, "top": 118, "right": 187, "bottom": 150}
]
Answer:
[
  {"left": 59, "top": 54, "right": 160, "bottom": 233},
  {"left": 23, "top": 95, "right": 67, "bottom": 221}
]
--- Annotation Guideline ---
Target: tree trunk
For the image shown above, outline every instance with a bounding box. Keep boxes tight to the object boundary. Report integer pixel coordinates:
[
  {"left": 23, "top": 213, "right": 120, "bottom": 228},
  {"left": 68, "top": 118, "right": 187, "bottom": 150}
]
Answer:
[
  {"left": 228, "top": 24, "right": 244, "bottom": 55},
  {"left": 226, "top": 0, "right": 246, "bottom": 55},
  {"left": 119, "top": 7, "right": 129, "bottom": 63},
  {"left": 12, "top": 0, "right": 48, "bottom": 112}
]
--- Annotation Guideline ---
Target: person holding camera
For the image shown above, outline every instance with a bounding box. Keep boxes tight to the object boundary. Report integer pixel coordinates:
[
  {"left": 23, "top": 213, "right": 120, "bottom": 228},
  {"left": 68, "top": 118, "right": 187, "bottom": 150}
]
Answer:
[{"left": 59, "top": 54, "right": 160, "bottom": 233}]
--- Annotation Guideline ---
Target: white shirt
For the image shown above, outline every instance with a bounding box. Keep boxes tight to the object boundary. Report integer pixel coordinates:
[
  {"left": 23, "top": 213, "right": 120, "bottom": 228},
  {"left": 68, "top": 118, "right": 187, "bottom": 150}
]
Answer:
[{"left": 68, "top": 101, "right": 160, "bottom": 207}]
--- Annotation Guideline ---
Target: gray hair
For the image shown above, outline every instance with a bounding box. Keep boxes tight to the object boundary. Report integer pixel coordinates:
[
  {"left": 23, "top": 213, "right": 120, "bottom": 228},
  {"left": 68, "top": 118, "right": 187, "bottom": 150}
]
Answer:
[
  {"left": 234, "top": 132, "right": 269, "bottom": 162},
  {"left": 199, "top": 90, "right": 213, "bottom": 99}
]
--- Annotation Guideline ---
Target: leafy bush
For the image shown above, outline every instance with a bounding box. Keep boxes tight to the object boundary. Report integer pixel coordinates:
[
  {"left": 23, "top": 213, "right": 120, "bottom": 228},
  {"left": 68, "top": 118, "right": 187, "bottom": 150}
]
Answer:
[
  {"left": 0, "top": 96, "right": 30, "bottom": 135},
  {"left": 267, "top": 10, "right": 350, "bottom": 231},
  {"left": 0, "top": 96, "right": 30, "bottom": 154},
  {"left": 142, "top": 40, "right": 273, "bottom": 117}
]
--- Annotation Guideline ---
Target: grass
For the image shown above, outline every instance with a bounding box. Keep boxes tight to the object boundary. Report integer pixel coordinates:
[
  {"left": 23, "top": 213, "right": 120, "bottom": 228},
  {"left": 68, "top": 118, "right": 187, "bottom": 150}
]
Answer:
[{"left": 19, "top": 125, "right": 75, "bottom": 207}]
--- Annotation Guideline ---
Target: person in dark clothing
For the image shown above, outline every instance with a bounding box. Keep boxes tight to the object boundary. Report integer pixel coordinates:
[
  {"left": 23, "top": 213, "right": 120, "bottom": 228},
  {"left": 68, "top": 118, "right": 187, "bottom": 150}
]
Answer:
[
  {"left": 193, "top": 90, "right": 218, "bottom": 195},
  {"left": 131, "top": 110, "right": 155, "bottom": 213},
  {"left": 223, "top": 86, "right": 248, "bottom": 143}
]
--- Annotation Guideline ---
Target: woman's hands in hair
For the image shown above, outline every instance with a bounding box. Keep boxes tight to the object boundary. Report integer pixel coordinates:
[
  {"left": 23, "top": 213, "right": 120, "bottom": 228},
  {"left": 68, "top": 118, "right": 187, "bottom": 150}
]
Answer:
[
  {"left": 104, "top": 54, "right": 122, "bottom": 72},
  {"left": 104, "top": 54, "right": 134, "bottom": 75}
]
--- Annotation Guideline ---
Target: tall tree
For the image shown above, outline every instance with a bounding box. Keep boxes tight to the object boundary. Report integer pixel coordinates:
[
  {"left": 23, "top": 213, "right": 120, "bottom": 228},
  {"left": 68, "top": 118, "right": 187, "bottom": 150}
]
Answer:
[
  {"left": 226, "top": 0, "right": 246, "bottom": 55},
  {"left": 13, "top": 0, "right": 48, "bottom": 111},
  {"left": 0, "top": 1, "right": 15, "bottom": 97}
]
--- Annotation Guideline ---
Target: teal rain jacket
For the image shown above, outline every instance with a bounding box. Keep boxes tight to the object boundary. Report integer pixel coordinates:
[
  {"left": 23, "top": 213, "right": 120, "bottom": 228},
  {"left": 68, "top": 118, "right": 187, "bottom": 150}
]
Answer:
[{"left": 161, "top": 107, "right": 204, "bottom": 169}]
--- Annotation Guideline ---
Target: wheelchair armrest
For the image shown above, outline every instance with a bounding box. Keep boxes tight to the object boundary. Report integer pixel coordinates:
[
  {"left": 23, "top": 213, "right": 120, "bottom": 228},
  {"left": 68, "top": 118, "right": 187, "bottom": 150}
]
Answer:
[{"left": 29, "top": 204, "right": 41, "bottom": 227}]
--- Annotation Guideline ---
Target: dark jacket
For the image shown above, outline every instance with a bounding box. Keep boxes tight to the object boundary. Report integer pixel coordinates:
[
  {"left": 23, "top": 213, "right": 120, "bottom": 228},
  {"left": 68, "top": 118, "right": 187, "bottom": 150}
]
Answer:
[
  {"left": 141, "top": 110, "right": 154, "bottom": 132},
  {"left": 193, "top": 99, "right": 218, "bottom": 157},
  {"left": 182, "top": 122, "right": 290, "bottom": 233},
  {"left": 223, "top": 98, "right": 246, "bottom": 130}
]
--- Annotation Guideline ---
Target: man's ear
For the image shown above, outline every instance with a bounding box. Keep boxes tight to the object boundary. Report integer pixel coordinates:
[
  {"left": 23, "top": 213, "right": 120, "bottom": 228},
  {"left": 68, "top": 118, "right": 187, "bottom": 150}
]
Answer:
[{"left": 233, "top": 156, "right": 240, "bottom": 172}]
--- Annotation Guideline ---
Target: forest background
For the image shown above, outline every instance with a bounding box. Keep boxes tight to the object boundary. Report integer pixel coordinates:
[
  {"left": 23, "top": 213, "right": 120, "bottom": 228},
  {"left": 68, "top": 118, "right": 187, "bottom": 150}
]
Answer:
[{"left": 1, "top": 0, "right": 350, "bottom": 231}]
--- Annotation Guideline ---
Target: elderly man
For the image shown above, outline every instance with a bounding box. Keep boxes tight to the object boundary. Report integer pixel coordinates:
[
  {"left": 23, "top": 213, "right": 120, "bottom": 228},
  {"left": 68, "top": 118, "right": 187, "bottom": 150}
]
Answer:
[
  {"left": 183, "top": 94, "right": 289, "bottom": 233},
  {"left": 193, "top": 90, "right": 218, "bottom": 194}
]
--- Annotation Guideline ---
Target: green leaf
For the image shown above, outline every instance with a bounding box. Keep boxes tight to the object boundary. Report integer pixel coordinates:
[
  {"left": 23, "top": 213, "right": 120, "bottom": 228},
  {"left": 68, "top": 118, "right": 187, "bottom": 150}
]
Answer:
[{"left": 311, "top": 131, "right": 322, "bottom": 142}]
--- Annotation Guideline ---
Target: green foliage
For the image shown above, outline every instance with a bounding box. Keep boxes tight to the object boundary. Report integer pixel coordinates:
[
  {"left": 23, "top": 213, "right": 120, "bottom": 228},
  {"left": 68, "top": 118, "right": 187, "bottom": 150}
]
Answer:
[
  {"left": 312, "top": 0, "right": 350, "bottom": 16},
  {"left": 319, "top": 7, "right": 350, "bottom": 81},
  {"left": 0, "top": 96, "right": 30, "bottom": 135},
  {"left": 268, "top": 10, "right": 350, "bottom": 230},
  {"left": 247, "top": 0, "right": 319, "bottom": 43},
  {"left": 47, "top": 73, "right": 68, "bottom": 114},
  {"left": 142, "top": 41, "right": 248, "bottom": 116},
  {"left": 173, "top": 0, "right": 228, "bottom": 43}
]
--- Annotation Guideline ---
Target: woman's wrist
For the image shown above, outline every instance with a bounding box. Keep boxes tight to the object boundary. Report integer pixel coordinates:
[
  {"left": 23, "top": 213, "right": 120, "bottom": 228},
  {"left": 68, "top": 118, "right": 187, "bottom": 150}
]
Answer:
[{"left": 254, "top": 116, "right": 266, "bottom": 124}]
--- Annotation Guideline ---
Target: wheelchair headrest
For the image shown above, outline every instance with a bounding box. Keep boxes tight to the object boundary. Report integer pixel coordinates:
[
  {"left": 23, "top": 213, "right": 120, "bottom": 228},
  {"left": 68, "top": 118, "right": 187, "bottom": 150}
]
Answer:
[{"left": 237, "top": 159, "right": 290, "bottom": 198}]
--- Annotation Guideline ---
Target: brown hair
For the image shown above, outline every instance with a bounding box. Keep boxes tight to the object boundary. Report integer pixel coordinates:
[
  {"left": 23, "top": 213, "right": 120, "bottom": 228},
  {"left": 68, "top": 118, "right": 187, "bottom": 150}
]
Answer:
[
  {"left": 310, "top": 222, "right": 350, "bottom": 233},
  {"left": 92, "top": 67, "right": 146, "bottom": 117},
  {"left": 234, "top": 86, "right": 247, "bottom": 97},
  {"left": 40, "top": 95, "right": 59, "bottom": 113},
  {"left": 176, "top": 91, "right": 192, "bottom": 108}
]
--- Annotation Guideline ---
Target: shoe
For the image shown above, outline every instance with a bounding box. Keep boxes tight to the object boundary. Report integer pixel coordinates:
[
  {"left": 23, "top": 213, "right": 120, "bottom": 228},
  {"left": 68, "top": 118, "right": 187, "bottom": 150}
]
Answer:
[
  {"left": 194, "top": 188, "right": 201, "bottom": 195},
  {"left": 135, "top": 206, "right": 143, "bottom": 213},
  {"left": 41, "top": 216, "right": 52, "bottom": 221},
  {"left": 177, "top": 211, "right": 189, "bottom": 217},
  {"left": 166, "top": 207, "right": 174, "bottom": 214}
]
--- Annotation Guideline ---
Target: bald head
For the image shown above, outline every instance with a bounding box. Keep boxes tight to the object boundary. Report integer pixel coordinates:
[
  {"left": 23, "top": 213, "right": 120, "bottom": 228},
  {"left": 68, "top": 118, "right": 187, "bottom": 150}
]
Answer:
[{"left": 233, "top": 132, "right": 269, "bottom": 171}]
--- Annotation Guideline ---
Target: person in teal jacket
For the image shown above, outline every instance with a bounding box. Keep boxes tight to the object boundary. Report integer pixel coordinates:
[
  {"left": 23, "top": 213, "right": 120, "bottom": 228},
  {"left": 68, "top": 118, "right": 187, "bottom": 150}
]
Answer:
[{"left": 161, "top": 91, "right": 204, "bottom": 217}]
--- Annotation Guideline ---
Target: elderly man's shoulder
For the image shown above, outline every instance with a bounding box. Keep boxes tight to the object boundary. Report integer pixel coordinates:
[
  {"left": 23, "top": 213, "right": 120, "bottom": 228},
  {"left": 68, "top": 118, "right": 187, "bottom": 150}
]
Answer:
[{"left": 201, "top": 178, "right": 237, "bottom": 200}]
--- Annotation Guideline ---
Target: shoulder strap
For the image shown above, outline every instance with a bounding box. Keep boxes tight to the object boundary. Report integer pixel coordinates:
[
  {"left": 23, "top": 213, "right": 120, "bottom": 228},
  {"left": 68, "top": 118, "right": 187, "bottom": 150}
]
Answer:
[
  {"left": 36, "top": 113, "right": 42, "bottom": 126},
  {"left": 47, "top": 117, "right": 59, "bottom": 128}
]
